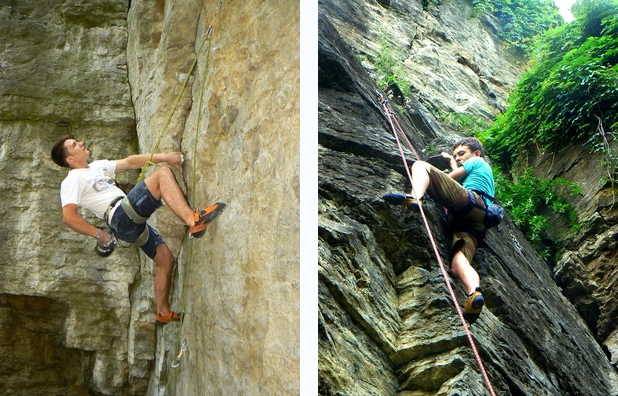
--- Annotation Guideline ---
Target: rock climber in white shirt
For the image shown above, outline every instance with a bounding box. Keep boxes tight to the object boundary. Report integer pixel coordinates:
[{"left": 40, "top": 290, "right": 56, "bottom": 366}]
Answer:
[{"left": 51, "top": 136, "right": 225, "bottom": 324}]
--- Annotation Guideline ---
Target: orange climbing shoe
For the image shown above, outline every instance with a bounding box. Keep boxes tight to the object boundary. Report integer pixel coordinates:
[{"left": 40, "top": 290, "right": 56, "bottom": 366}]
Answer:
[
  {"left": 188, "top": 202, "right": 226, "bottom": 238},
  {"left": 156, "top": 311, "right": 182, "bottom": 325},
  {"left": 463, "top": 287, "right": 484, "bottom": 324}
]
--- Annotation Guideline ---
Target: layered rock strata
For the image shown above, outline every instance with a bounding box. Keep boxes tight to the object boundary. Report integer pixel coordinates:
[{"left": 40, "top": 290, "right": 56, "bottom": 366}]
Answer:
[{"left": 318, "top": 6, "right": 618, "bottom": 394}]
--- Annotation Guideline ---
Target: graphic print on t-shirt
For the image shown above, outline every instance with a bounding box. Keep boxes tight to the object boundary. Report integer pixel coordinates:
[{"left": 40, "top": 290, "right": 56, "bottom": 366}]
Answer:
[{"left": 90, "top": 166, "right": 116, "bottom": 192}]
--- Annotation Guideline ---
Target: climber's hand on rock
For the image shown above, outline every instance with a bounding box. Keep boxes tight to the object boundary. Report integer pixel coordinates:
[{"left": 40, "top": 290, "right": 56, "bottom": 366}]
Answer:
[
  {"left": 441, "top": 151, "right": 454, "bottom": 160},
  {"left": 441, "top": 152, "right": 457, "bottom": 170},
  {"left": 99, "top": 229, "right": 114, "bottom": 245},
  {"left": 165, "top": 152, "right": 184, "bottom": 168}
]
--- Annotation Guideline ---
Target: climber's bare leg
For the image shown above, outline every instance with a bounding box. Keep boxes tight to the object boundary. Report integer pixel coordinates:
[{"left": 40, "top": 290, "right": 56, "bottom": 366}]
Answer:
[
  {"left": 144, "top": 167, "right": 195, "bottom": 226},
  {"left": 451, "top": 250, "right": 480, "bottom": 295},
  {"left": 153, "top": 243, "right": 174, "bottom": 316},
  {"left": 410, "top": 161, "right": 431, "bottom": 198}
]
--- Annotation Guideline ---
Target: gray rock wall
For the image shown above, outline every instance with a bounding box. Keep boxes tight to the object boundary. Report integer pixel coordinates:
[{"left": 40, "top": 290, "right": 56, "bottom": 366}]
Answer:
[
  {"left": 523, "top": 140, "right": 618, "bottom": 372},
  {"left": 319, "top": 0, "right": 523, "bottom": 120},
  {"left": 318, "top": 4, "right": 618, "bottom": 395},
  {"left": 0, "top": 0, "right": 299, "bottom": 395},
  {"left": 126, "top": 1, "right": 300, "bottom": 394}
]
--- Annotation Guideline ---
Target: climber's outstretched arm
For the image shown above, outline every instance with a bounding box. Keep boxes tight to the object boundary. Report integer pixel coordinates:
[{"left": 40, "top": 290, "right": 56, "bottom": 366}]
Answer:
[{"left": 115, "top": 152, "right": 184, "bottom": 172}]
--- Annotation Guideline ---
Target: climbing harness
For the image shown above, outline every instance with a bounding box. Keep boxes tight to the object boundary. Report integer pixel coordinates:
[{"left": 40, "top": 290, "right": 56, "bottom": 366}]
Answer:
[
  {"left": 446, "top": 190, "right": 504, "bottom": 242},
  {"left": 379, "top": 91, "right": 497, "bottom": 396},
  {"left": 119, "top": 198, "right": 148, "bottom": 224},
  {"left": 102, "top": 196, "right": 151, "bottom": 248},
  {"left": 449, "top": 190, "right": 504, "bottom": 229},
  {"left": 115, "top": 198, "right": 152, "bottom": 247},
  {"left": 104, "top": 196, "right": 125, "bottom": 224}
]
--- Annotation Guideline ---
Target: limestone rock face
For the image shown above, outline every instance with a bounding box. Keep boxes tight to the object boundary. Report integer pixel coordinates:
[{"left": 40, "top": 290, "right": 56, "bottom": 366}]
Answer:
[
  {"left": 318, "top": 5, "right": 618, "bottom": 395},
  {"left": 0, "top": 0, "right": 299, "bottom": 395},
  {"left": 126, "top": 1, "right": 300, "bottom": 395}
]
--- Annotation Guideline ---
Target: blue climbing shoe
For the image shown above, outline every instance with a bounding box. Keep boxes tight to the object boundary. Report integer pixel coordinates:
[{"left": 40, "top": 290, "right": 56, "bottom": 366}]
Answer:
[{"left": 383, "top": 192, "right": 422, "bottom": 210}]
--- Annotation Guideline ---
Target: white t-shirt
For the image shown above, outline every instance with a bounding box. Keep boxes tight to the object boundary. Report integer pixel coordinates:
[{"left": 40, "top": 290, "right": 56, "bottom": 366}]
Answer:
[{"left": 60, "top": 160, "right": 126, "bottom": 219}]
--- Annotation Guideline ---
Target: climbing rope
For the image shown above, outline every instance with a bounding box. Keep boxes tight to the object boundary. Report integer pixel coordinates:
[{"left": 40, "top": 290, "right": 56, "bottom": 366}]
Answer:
[
  {"left": 136, "top": 1, "right": 220, "bottom": 183},
  {"left": 378, "top": 92, "right": 497, "bottom": 396},
  {"left": 160, "top": 2, "right": 222, "bottom": 394},
  {"left": 377, "top": 91, "right": 421, "bottom": 162}
]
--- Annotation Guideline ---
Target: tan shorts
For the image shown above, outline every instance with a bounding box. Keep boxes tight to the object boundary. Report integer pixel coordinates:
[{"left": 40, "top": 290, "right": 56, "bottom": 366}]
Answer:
[
  {"left": 425, "top": 164, "right": 486, "bottom": 263},
  {"left": 451, "top": 231, "right": 479, "bottom": 264}
]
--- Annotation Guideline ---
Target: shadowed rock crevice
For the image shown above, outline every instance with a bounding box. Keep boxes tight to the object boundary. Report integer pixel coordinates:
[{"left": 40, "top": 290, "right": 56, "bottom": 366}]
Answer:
[{"left": 0, "top": 294, "right": 95, "bottom": 396}]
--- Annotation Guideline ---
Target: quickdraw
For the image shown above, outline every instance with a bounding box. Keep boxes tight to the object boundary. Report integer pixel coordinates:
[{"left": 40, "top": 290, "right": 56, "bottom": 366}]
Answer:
[{"left": 171, "top": 339, "right": 188, "bottom": 368}]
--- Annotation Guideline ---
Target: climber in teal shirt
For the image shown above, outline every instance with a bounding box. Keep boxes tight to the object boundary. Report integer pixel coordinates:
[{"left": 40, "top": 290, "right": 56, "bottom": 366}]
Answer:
[
  {"left": 459, "top": 156, "right": 495, "bottom": 207},
  {"left": 384, "top": 137, "right": 496, "bottom": 324}
]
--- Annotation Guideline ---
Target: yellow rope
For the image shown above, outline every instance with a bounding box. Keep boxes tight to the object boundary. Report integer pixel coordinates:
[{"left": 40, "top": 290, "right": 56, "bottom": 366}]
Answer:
[
  {"left": 137, "top": 34, "right": 210, "bottom": 183},
  {"left": 161, "top": 2, "right": 221, "bottom": 393}
]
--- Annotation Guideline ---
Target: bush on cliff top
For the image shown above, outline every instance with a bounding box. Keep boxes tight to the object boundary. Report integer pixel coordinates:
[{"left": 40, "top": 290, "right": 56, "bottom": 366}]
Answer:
[
  {"left": 486, "top": 0, "right": 618, "bottom": 172},
  {"left": 468, "top": 0, "right": 563, "bottom": 50}
]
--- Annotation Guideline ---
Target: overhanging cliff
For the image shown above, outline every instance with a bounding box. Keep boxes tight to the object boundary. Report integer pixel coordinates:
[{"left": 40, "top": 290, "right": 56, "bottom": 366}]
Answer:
[{"left": 0, "top": 1, "right": 299, "bottom": 395}]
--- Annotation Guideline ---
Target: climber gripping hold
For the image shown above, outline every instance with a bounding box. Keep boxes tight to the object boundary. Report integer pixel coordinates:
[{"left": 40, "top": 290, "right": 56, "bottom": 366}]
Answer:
[
  {"left": 384, "top": 137, "right": 496, "bottom": 324},
  {"left": 94, "top": 228, "right": 116, "bottom": 257},
  {"left": 51, "top": 136, "right": 225, "bottom": 325}
]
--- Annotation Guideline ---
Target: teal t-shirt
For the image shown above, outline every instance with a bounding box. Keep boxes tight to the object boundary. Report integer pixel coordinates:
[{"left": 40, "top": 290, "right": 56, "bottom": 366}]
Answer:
[{"left": 460, "top": 157, "right": 495, "bottom": 206}]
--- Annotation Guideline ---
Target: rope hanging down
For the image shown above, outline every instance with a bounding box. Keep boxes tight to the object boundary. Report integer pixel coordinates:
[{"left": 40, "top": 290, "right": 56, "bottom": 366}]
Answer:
[
  {"left": 137, "top": 1, "right": 219, "bottom": 184},
  {"left": 378, "top": 91, "right": 421, "bottom": 163},
  {"left": 159, "top": 2, "right": 222, "bottom": 394},
  {"left": 378, "top": 91, "right": 497, "bottom": 396}
]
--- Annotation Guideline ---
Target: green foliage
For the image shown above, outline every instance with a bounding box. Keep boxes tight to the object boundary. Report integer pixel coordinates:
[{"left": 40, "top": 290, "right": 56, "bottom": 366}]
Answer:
[
  {"left": 573, "top": 0, "right": 618, "bottom": 37},
  {"left": 373, "top": 33, "right": 412, "bottom": 97},
  {"left": 432, "top": 110, "right": 491, "bottom": 137},
  {"left": 486, "top": 0, "right": 618, "bottom": 169},
  {"left": 424, "top": 145, "right": 438, "bottom": 156},
  {"left": 476, "top": 0, "right": 618, "bottom": 261},
  {"left": 495, "top": 168, "right": 581, "bottom": 256},
  {"left": 467, "top": 0, "right": 563, "bottom": 50},
  {"left": 468, "top": 0, "right": 495, "bottom": 17}
]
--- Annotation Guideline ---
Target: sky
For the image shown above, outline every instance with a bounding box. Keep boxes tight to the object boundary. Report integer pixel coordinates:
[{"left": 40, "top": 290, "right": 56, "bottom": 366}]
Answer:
[{"left": 554, "top": 0, "right": 576, "bottom": 22}]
